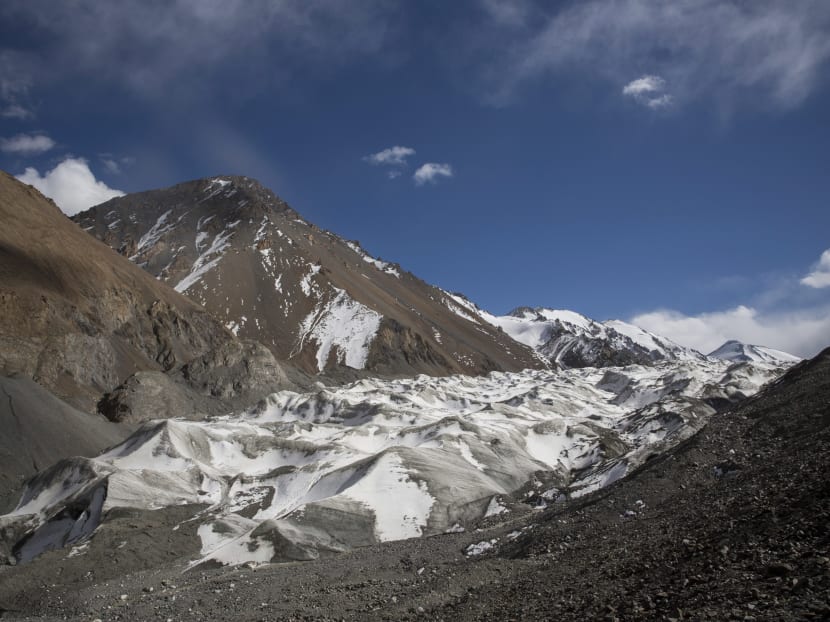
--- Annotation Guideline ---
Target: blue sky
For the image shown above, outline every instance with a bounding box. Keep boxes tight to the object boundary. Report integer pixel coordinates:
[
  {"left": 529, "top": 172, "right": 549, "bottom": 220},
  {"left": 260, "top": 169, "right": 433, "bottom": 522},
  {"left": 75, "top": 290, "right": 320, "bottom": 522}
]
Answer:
[{"left": 1, "top": 0, "right": 829, "bottom": 356}]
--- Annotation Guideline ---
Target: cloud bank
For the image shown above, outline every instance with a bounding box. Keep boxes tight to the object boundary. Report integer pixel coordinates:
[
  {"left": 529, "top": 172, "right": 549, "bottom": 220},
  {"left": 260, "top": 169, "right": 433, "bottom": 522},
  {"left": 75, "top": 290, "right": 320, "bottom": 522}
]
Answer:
[
  {"left": 478, "top": 0, "right": 830, "bottom": 109},
  {"left": 17, "top": 158, "right": 125, "bottom": 216},
  {"left": 0, "top": 0, "right": 398, "bottom": 98},
  {"left": 631, "top": 248, "right": 830, "bottom": 358},
  {"left": 413, "top": 163, "right": 453, "bottom": 185},
  {"left": 633, "top": 305, "right": 830, "bottom": 359}
]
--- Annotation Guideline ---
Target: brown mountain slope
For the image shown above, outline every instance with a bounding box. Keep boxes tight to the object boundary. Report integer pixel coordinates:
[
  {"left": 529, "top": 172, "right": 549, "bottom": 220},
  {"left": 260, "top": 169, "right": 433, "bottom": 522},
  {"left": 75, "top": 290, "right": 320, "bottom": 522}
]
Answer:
[
  {"left": 73, "top": 176, "right": 543, "bottom": 377},
  {"left": 0, "top": 171, "right": 235, "bottom": 411}
]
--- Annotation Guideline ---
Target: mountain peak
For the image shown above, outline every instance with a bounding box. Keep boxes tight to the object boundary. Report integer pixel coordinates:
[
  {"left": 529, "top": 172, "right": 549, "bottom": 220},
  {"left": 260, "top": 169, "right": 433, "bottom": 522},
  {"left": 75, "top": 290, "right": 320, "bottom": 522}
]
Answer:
[
  {"left": 73, "top": 178, "right": 542, "bottom": 377},
  {"left": 708, "top": 340, "right": 800, "bottom": 364}
]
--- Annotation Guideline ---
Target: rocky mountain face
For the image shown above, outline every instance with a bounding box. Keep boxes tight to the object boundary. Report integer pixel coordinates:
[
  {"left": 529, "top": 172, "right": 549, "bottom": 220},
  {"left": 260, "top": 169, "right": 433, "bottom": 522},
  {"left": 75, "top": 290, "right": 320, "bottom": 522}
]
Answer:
[
  {"left": 73, "top": 176, "right": 542, "bottom": 377},
  {"left": 708, "top": 339, "right": 801, "bottom": 365},
  {"left": 0, "top": 171, "right": 233, "bottom": 412},
  {"left": 0, "top": 172, "right": 307, "bottom": 507}
]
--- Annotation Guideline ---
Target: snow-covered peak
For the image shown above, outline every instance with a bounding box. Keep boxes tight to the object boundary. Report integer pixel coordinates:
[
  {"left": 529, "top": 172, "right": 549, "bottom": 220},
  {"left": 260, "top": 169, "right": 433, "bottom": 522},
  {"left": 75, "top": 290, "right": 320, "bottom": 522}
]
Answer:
[
  {"left": 708, "top": 340, "right": 801, "bottom": 365},
  {"left": 484, "top": 306, "right": 704, "bottom": 369}
]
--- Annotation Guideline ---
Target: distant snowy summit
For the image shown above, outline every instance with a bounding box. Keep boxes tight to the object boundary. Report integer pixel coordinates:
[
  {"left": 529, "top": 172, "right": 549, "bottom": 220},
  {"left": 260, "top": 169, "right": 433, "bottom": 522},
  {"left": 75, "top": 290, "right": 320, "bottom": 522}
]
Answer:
[
  {"left": 708, "top": 340, "right": 801, "bottom": 365},
  {"left": 491, "top": 307, "right": 706, "bottom": 368},
  {"left": 439, "top": 298, "right": 705, "bottom": 369}
]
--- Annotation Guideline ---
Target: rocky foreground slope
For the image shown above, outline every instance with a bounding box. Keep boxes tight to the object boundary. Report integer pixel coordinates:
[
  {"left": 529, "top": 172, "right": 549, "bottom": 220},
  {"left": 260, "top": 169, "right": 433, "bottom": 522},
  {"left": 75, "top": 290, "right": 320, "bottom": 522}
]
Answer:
[
  {"left": 0, "top": 349, "right": 823, "bottom": 620},
  {"left": 74, "top": 176, "right": 541, "bottom": 377}
]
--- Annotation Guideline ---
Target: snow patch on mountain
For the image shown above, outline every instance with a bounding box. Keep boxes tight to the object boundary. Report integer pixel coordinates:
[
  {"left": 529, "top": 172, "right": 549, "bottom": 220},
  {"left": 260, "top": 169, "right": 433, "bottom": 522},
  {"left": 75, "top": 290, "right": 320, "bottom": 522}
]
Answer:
[
  {"left": 345, "top": 241, "right": 400, "bottom": 278},
  {"left": 441, "top": 291, "right": 484, "bottom": 325},
  {"left": 131, "top": 209, "right": 174, "bottom": 259},
  {"left": 295, "top": 287, "right": 382, "bottom": 371},
  {"left": 174, "top": 226, "right": 235, "bottom": 293}
]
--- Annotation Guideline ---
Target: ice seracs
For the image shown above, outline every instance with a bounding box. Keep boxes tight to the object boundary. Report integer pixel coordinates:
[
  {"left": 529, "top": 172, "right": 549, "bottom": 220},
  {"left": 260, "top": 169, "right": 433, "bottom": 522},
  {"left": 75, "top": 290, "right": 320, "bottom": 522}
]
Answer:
[{"left": 1, "top": 354, "right": 792, "bottom": 567}]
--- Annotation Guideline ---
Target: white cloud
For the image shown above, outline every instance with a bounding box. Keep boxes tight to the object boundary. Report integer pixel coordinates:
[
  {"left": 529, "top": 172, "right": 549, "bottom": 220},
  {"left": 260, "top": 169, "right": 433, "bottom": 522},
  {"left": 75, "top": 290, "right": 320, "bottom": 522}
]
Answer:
[
  {"left": 364, "top": 146, "right": 416, "bottom": 167},
  {"left": 632, "top": 305, "right": 830, "bottom": 359},
  {"left": 413, "top": 163, "right": 454, "bottom": 185},
  {"left": 0, "top": 133, "right": 55, "bottom": 155},
  {"left": 17, "top": 157, "right": 125, "bottom": 216},
  {"left": 479, "top": 0, "right": 830, "bottom": 109},
  {"left": 100, "top": 157, "right": 121, "bottom": 175},
  {"left": 0, "top": 67, "right": 34, "bottom": 119},
  {"left": 622, "top": 75, "right": 664, "bottom": 97},
  {"left": 645, "top": 94, "right": 673, "bottom": 109},
  {"left": 0, "top": 1, "right": 398, "bottom": 98},
  {"left": 1, "top": 104, "right": 32, "bottom": 119},
  {"left": 801, "top": 249, "right": 830, "bottom": 288},
  {"left": 622, "top": 75, "right": 673, "bottom": 109},
  {"left": 630, "top": 248, "right": 830, "bottom": 358}
]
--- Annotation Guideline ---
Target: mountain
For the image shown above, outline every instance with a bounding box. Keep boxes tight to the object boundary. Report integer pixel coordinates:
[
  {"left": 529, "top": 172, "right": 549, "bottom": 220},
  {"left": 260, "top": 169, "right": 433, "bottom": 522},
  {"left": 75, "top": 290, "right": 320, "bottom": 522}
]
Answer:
[
  {"left": 73, "top": 176, "right": 542, "bottom": 377},
  {"left": 0, "top": 170, "right": 311, "bottom": 510},
  {"left": 432, "top": 297, "right": 706, "bottom": 368},
  {"left": 0, "top": 171, "right": 237, "bottom": 411},
  {"left": 708, "top": 339, "right": 801, "bottom": 365}
]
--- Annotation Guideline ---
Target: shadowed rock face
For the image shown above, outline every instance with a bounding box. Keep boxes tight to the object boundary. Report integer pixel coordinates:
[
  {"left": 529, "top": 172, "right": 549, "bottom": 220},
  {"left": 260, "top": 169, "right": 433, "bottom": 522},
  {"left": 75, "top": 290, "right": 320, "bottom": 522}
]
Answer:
[
  {"left": 73, "top": 175, "right": 542, "bottom": 377},
  {"left": 0, "top": 169, "right": 310, "bottom": 486},
  {"left": 0, "top": 171, "right": 235, "bottom": 412}
]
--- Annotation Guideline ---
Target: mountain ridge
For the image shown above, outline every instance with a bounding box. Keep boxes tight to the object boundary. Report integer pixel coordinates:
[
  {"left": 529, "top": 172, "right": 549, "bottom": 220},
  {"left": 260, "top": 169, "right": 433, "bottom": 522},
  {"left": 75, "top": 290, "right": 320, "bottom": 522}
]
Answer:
[{"left": 74, "top": 175, "right": 544, "bottom": 378}]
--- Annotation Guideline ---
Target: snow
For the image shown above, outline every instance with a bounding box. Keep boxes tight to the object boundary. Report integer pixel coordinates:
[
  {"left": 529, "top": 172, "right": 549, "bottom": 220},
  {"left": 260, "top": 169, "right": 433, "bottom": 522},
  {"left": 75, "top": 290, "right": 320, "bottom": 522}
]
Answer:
[
  {"left": 708, "top": 340, "right": 801, "bottom": 364},
  {"left": 195, "top": 230, "right": 209, "bottom": 250},
  {"left": 342, "top": 452, "right": 435, "bottom": 540},
  {"left": 299, "top": 264, "right": 321, "bottom": 297},
  {"left": 484, "top": 496, "right": 508, "bottom": 517},
  {"left": 131, "top": 210, "right": 174, "bottom": 259},
  {"left": 604, "top": 320, "right": 664, "bottom": 352},
  {"left": 537, "top": 308, "right": 594, "bottom": 330},
  {"left": 174, "top": 226, "right": 235, "bottom": 292},
  {"left": 3, "top": 356, "right": 789, "bottom": 567},
  {"left": 295, "top": 287, "right": 382, "bottom": 371},
  {"left": 481, "top": 306, "right": 704, "bottom": 366},
  {"left": 441, "top": 291, "right": 483, "bottom": 325},
  {"left": 466, "top": 539, "right": 498, "bottom": 556},
  {"left": 344, "top": 240, "right": 400, "bottom": 277}
]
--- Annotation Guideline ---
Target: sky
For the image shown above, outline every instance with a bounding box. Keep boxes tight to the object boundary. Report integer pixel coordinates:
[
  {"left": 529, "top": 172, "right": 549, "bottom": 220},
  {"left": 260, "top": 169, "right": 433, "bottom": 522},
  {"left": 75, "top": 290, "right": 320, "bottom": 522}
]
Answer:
[{"left": 1, "top": 0, "right": 829, "bottom": 357}]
